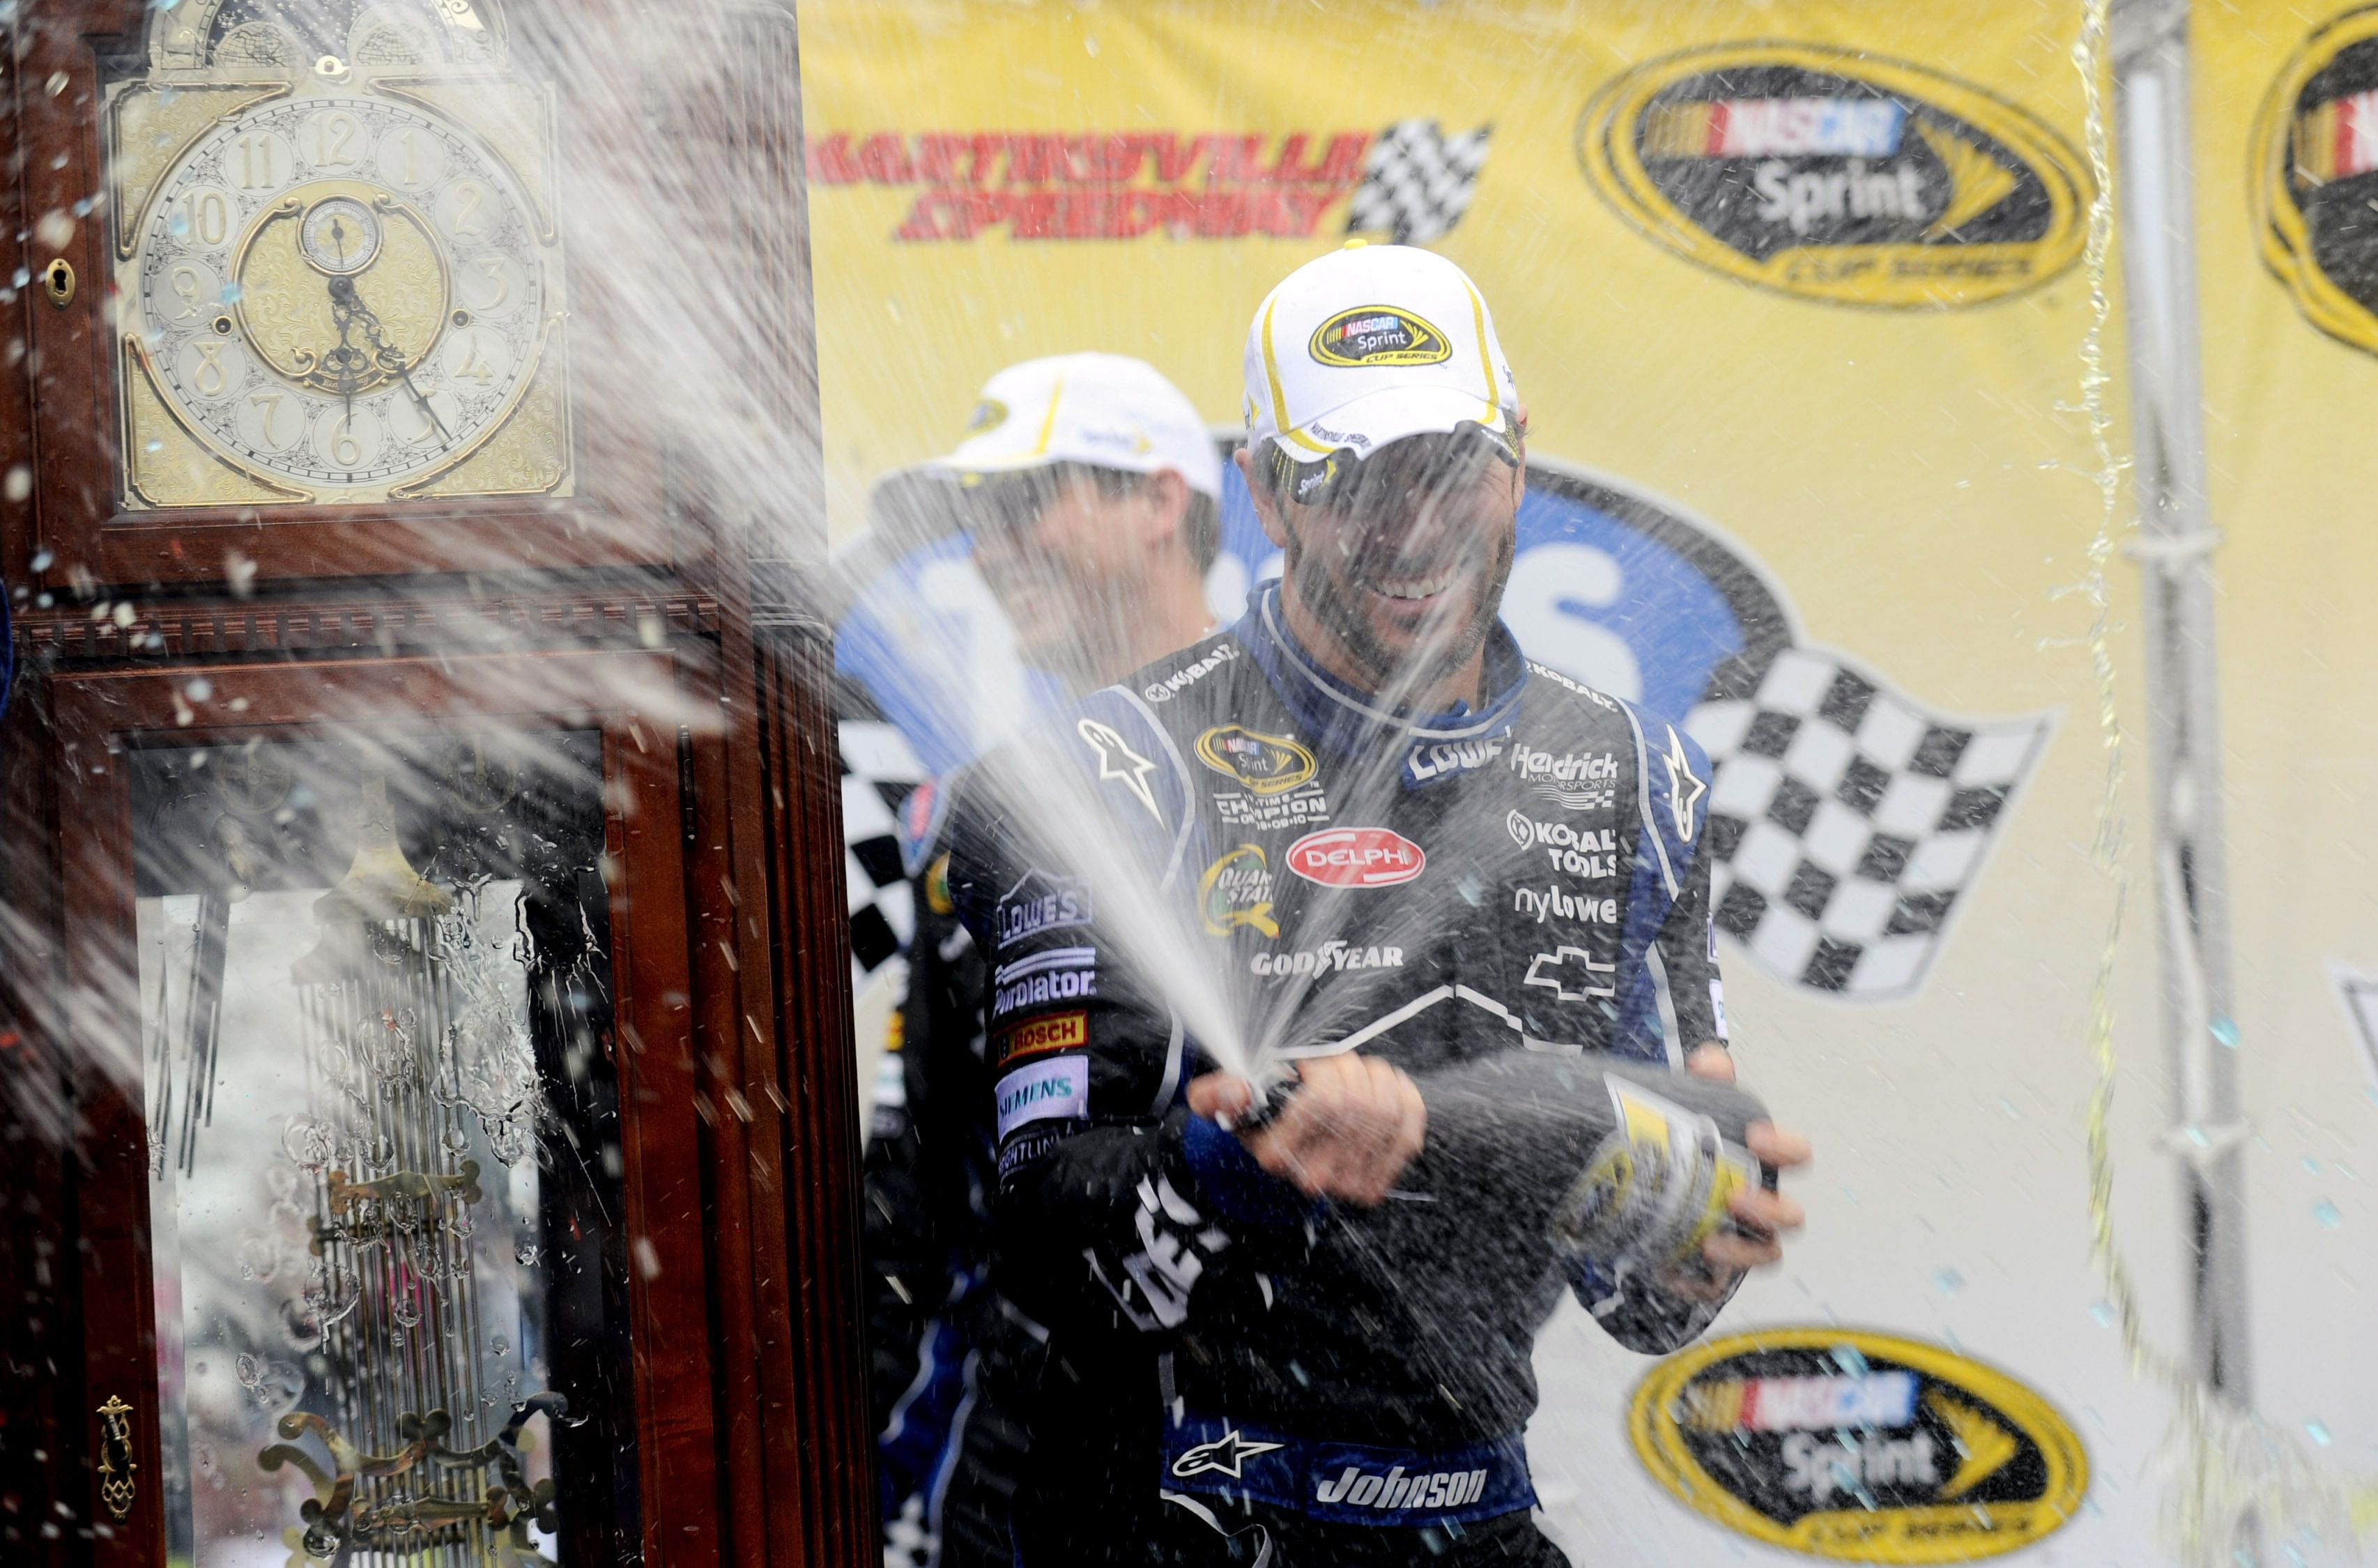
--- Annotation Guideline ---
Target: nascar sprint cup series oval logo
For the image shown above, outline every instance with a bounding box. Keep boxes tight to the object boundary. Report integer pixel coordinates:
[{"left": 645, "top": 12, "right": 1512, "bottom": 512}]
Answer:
[
  {"left": 1629, "top": 1328, "right": 2087, "bottom": 1561},
  {"left": 2254, "top": 6, "right": 2378, "bottom": 355},
  {"left": 1579, "top": 45, "right": 2089, "bottom": 307}
]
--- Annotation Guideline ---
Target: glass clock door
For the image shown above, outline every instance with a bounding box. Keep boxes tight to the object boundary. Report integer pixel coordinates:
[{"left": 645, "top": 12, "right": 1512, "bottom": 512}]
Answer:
[{"left": 125, "top": 730, "right": 636, "bottom": 1567}]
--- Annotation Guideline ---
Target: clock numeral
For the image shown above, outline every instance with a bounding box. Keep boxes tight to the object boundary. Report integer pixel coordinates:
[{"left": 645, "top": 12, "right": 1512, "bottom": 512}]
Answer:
[
  {"left": 475, "top": 256, "right": 509, "bottom": 309},
  {"left": 192, "top": 341, "right": 231, "bottom": 399},
  {"left": 248, "top": 391, "right": 288, "bottom": 448},
  {"left": 311, "top": 114, "right": 360, "bottom": 169},
  {"left": 233, "top": 135, "right": 282, "bottom": 190},
  {"left": 400, "top": 131, "right": 420, "bottom": 186},
  {"left": 330, "top": 417, "right": 365, "bottom": 469},
  {"left": 169, "top": 266, "right": 204, "bottom": 321},
  {"left": 452, "top": 181, "right": 486, "bottom": 236},
  {"left": 453, "top": 332, "right": 496, "bottom": 386},
  {"left": 194, "top": 192, "right": 229, "bottom": 248}
]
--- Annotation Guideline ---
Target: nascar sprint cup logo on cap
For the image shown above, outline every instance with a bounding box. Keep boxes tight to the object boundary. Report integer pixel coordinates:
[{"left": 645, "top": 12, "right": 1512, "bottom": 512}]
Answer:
[
  {"left": 2254, "top": 6, "right": 2378, "bottom": 355},
  {"left": 1629, "top": 1328, "right": 2087, "bottom": 1561},
  {"left": 1578, "top": 44, "right": 2089, "bottom": 307},
  {"left": 1309, "top": 305, "right": 1452, "bottom": 367}
]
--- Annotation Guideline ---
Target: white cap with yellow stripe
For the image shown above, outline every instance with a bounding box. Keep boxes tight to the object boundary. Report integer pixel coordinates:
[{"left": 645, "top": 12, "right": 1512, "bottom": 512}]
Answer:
[
  {"left": 1242, "top": 242, "right": 1517, "bottom": 466},
  {"left": 928, "top": 351, "right": 1222, "bottom": 499}
]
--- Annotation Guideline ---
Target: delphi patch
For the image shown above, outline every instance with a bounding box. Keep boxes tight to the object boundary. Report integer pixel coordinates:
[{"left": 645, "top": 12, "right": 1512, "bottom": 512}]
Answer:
[
  {"left": 1578, "top": 44, "right": 2089, "bottom": 307},
  {"left": 1629, "top": 1328, "right": 2087, "bottom": 1561}
]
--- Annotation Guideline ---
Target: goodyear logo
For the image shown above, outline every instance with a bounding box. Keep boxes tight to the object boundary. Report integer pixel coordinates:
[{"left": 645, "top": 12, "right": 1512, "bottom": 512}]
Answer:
[
  {"left": 1578, "top": 45, "right": 2088, "bottom": 307},
  {"left": 995, "top": 1010, "right": 1089, "bottom": 1066},
  {"left": 1308, "top": 306, "right": 1452, "bottom": 367},
  {"left": 1195, "top": 725, "right": 1319, "bottom": 797},
  {"left": 2255, "top": 8, "right": 2378, "bottom": 355},
  {"left": 1629, "top": 1328, "right": 2087, "bottom": 1561}
]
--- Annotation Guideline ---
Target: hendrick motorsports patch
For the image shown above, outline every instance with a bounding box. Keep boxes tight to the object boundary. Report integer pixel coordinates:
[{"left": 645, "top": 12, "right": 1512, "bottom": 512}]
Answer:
[
  {"left": 1578, "top": 44, "right": 2088, "bottom": 307},
  {"left": 2254, "top": 6, "right": 2378, "bottom": 355},
  {"left": 1629, "top": 1328, "right": 2085, "bottom": 1561}
]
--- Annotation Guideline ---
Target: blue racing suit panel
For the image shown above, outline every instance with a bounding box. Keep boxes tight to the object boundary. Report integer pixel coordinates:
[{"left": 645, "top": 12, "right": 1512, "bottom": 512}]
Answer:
[{"left": 946, "top": 581, "right": 1747, "bottom": 1485}]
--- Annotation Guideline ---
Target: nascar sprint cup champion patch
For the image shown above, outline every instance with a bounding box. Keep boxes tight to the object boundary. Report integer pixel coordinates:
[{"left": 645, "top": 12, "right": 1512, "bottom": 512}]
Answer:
[
  {"left": 1578, "top": 43, "right": 2089, "bottom": 307},
  {"left": 1629, "top": 1328, "right": 2087, "bottom": 1562}
]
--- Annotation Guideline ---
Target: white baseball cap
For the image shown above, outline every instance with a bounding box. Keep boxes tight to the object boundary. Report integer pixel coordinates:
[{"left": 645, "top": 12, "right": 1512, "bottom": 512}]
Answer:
[
  {"left": 1241, "top": 242, "right": 1518, "bottom": 465},
  {"left": 928, "top": 351, "right": 1223, "bottom": 499}
]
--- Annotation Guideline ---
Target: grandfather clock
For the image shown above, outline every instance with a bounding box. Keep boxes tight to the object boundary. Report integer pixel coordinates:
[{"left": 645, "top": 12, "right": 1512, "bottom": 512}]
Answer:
[{"left": 0, "top": 3, "right": 874, "bottom": 1565}]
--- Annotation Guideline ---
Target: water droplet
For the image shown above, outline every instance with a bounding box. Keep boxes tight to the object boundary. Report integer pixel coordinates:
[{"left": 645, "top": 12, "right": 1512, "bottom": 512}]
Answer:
[
  {"left": 2089, "top": 1299, "right": 2116, "bottom": 1328},
  {"left": 2306, "top": 1420, "right": 2332, "bottom": 1446},
  {"left": 489, "top": 1335, "right": 509, "bottom": 1356},
  {"left": 514, "top": 1240, "right": 540, "bottom": 1267},
  {"left": 2303, "top": 1155, "right": 2322, "bottom": 1176},
  {"left": 1830, "top": 1344, "right": 1869, "bottom": 1377},
  {"left": 1998, "top": 1097, "right": 2022, "bottom": 1121},
  {"left": 2313, "top": 1200, "right": 2342, "bottom": 1229},
  {"left": 2210, "top": 1015, "right": 2240, "bottom": 1047},
  {"left": 1933, "top": 1267, "right": 1965, "bottom": 1296}
]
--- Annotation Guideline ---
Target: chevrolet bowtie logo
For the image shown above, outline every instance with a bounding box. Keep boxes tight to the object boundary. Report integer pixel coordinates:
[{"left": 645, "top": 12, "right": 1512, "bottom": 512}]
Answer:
[
  {"left": 1170, "top": 1427, "right": 1286, "bottom": 1480},
  {"left": 1524, "top": 946, "right": 1617, "bottom": 1002},
  {"left": 1077, "top": 717, "right": 1162, "bottom": 821}
]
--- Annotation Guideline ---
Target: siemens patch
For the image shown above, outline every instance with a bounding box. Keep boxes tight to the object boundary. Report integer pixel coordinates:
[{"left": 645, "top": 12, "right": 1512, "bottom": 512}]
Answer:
[{"left": 995, "top": 1055, "right": 1088, "bottom": 1139}]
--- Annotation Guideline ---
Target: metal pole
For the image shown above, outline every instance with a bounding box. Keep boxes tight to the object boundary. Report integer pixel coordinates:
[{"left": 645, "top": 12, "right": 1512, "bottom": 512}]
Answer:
[{"left": 2108, "top": 0, "right": 2252, "bottom": 1404}]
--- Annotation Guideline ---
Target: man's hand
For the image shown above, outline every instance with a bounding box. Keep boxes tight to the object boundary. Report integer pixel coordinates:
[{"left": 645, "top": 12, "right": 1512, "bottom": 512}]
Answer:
[
  {"left": 1187, "top": 1054, "right": 1425, "bottom": 1208},
  {"left": 1660, "top": 1043, "right": 1810, "bottom": 1300}
]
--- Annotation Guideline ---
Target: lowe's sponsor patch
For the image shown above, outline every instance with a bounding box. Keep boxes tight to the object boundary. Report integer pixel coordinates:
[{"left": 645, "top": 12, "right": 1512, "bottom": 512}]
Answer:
[
  {"left": 995, "top": 1055, "right": 1089, "bottom": 1139},
  {"left": 1630, "top": 1328, "right": 2087, "bottom": 1562},
  {"left": 1402, "top": 729, "right": 1510, "bottom": 786},
  {"left": 995, "top": 869, "right": 1094, "bottom": 948}
]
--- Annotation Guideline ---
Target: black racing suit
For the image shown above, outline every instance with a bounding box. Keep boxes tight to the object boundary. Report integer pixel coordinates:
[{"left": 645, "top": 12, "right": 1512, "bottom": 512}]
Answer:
[
  {"left": 947, "top": 582, "right": 1743, "bottom": 1565},
  {"left": 864, "top": 772, "right": 1043, "bottom": 1568}
]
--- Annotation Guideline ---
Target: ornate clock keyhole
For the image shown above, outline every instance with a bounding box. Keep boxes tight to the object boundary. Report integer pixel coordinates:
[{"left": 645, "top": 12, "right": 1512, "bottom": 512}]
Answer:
[{"left": 41, "top": 258, "right": 75, "bottom": 307}]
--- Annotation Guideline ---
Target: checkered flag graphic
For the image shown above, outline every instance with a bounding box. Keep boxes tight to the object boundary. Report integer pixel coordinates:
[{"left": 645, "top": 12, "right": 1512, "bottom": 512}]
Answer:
[
  {"left": 1346, "top": 120, "right": 1493, "bottom": 246},
  {"left": 840, "top": 717, "right": 929, "bottom": 985},
  {"left": 1686, "top": 649, "right": 2053, "bottom": 1001}
]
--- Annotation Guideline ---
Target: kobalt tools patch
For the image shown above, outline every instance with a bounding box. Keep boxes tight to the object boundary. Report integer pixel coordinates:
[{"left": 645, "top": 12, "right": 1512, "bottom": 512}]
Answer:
[
  {"left": 1286, "top": 827, "right": 1425, "bottom": 889},
  {"left": 1629, "top": 1328, "right": 2087, "bottom": 1561},
  {"left": 2255, "top": 7, "right": 2378, "bottom": 355},
  {"left": 1578, "top": 44, "right": 2088, "bottom": 307}
]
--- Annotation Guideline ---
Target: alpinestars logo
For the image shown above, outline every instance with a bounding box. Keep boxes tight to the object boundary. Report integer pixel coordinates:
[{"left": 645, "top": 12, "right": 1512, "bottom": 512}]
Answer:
[
  {"left": 1169, "top": 1428, "right": 1284, "bottom": 1480},
  {"left": 1662, "top": 725, "right": 1706, "bottom": 843},
  {"left": 1077, "top": 717, "right": 1161, "bottom": 821}
]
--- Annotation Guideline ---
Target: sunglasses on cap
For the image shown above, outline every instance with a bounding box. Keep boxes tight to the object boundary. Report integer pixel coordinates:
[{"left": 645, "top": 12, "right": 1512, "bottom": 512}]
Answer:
[{"left": 1262, "top": 420, "right": 1519, "bottom": 514}]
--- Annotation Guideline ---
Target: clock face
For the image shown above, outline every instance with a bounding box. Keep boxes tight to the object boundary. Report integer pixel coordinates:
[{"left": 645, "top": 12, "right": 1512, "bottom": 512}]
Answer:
[{"left": 132, "top": 94, "right": 549, "bottom": 493}]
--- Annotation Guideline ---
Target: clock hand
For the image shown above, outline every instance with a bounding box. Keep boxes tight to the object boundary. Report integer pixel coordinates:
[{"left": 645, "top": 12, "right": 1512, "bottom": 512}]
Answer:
[{"left": 328, "top": 274, "right": 452, "bottom": 444}]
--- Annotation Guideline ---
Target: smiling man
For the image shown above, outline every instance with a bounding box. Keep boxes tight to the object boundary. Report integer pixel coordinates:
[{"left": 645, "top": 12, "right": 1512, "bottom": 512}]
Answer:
[{"left": 953, "top": 245, "right": 1811, "bottom": 1567}]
